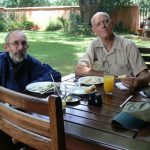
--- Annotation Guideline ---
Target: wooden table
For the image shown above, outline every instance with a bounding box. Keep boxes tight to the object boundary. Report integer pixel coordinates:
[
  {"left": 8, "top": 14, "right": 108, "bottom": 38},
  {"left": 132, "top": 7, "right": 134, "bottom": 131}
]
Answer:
[
  {"left": 1, "top": 74, "right": 149, "bottom": 150},
  {"left": 61, "top": 74, "right": 150, "bottom": 150}
]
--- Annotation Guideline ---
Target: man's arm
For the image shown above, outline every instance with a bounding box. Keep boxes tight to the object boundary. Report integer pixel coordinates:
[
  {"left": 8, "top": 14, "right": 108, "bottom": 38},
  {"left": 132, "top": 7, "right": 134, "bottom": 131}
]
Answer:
[
  {"left": 34, "top": 64, "right": 61, "bottom": 82},
  {"left": 27, "top": 55, "right": 61, "bottom": 82},
  {"left": 121, "top": 70, "right": 150, "bottom": 89},
  {"left": 75, "top": 64, "right": 104, "bottom": 77}
]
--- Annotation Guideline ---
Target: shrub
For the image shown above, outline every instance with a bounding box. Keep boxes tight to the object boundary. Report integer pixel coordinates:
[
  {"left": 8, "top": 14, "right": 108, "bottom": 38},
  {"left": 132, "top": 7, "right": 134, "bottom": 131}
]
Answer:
[
  {"left": 46, "top": 19, "right": 62, "bottom": 31},
  {"left": 22, "top": 20, "right": 34, "bottom": 30},
  {"left": 67, "top": 12, "right": 81, "bottom": 34},
  {"left": 76, "top": 23, "right": 92, "bottom": 35},
  {"left": 8, "top": 22, "right": 22, "bottom": 30},
  {"left": 0, "top": 12, "right": 7, "bottom": 32},
  {"left": 0, "top": 11, "right": 35, "bottom": 31},
  {"left": 66, "top": 12, "right": 92, "bottom": 35},
  {"left": 0, "top": 20, "right": 6, "bottom": 32},
  {"left": 58, "top": 17, "right": 68, "bottom": 31}
]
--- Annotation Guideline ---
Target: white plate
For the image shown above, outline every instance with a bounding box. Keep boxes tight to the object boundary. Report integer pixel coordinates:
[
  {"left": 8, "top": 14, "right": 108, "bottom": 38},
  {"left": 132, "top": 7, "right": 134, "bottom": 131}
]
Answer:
[
  {"left": 26, "top": 82, "right": 55, "bottom": 94},
  {"left": 65, "top": 95, "right": 80, "bottom": 104},
  {"left": 78, "top": 76, "right": 103, "bottom": 85},
  {"left": 69, "top": 86, "right": 96, "bottom": 95}
]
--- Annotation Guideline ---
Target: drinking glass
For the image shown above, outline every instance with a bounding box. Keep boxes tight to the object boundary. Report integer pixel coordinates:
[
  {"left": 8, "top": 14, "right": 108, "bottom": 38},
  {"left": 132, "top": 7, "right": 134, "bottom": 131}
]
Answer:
[
  {"left": 103, "top": 73, "right": 115, "bottom": 94},
  {"left": 60, "top": 83, "right": 67, "bottom": 110}
]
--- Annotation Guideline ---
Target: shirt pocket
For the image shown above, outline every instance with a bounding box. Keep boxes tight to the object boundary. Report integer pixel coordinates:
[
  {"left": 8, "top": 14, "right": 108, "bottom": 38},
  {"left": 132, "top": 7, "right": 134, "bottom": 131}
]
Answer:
[
  {"left": 114, "top": 63, "right": 132, "bottom": 76},
  {"left": 93, "top": 59, "right": 107, "bottom": 72}
]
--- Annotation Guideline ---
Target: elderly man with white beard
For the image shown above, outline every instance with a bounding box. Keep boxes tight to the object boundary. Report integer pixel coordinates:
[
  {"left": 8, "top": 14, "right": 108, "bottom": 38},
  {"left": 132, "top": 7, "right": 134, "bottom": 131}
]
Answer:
[{"left": 0, "top": 29, "right": 61, "bottom": 92}]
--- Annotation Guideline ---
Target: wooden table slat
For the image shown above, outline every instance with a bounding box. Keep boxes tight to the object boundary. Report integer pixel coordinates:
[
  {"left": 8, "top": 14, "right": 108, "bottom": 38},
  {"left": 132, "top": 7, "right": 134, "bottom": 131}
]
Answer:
[
  {"left": 65, "top": 122, "right": 150, "bottom": 150},
  {"left": 64, "top": 114, "right": 137, "bottom": 138}
]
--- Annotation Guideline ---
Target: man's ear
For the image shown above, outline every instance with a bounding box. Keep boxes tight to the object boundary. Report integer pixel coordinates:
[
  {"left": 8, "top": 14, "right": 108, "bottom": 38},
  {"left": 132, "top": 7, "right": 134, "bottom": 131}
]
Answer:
[
  {"left": 3, "top": 44, "right": 8, "bottom": 51},
  {"left": 26, "top": 44, "right": 29, "bottom": 49},
  {"left": 92, "top": 26, "right": 97, "bottom": 36},
  {"left": 92, "top": 26, "right": 95, "bottom": 33}
]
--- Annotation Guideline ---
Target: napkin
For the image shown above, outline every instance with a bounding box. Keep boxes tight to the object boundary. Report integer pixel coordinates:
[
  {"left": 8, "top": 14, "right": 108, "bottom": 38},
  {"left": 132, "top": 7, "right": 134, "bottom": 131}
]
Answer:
[
  {"left": 115, "top": 82, "right": 128, "bottom": 90},
  {"left": 139, "top": 91, "right": 147, "bottom": 97}
]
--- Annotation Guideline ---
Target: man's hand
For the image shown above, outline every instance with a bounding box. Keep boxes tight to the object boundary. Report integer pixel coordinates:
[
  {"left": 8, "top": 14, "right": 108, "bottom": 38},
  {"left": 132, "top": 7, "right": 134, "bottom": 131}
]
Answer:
[
  {"left": 121, "top": 77, "right": 138, "bottom": 89},
  {"left": 121, "top": 70, "right": 150, "bottom": 89}
]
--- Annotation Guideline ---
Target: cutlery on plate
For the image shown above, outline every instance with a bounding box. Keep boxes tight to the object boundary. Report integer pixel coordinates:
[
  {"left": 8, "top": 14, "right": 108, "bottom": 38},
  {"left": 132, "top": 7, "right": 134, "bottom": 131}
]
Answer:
[{"left": 50, "top": 74, "right": 61, "bottom": 96}]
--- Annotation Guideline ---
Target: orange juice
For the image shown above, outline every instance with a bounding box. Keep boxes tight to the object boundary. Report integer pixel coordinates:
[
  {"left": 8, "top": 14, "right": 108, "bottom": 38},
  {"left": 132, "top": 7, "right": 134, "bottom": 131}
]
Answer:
[{"left": 104, "top": 74, "right": 114, "bottom": 94}]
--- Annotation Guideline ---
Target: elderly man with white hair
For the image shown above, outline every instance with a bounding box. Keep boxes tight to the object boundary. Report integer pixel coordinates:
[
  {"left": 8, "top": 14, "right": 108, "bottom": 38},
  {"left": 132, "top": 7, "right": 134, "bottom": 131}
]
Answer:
[{"left": 75, "top": 12, "right": 150, "bottom": 89}]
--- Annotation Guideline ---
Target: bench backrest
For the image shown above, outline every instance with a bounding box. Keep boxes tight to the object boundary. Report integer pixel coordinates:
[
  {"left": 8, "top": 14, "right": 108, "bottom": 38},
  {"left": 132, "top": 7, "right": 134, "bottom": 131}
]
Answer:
[
  {"left": 138, "top": 47, "right": 150, "bottom": 69},
  {"left": 0, "top": 86, "right": 66, "bottom": 150}
]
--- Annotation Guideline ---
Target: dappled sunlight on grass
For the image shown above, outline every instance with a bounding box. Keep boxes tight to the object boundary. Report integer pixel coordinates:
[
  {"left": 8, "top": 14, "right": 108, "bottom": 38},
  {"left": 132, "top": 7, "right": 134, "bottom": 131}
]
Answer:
[
  {"left": 28, "top": 41, "right": 79, "bottom": 75},
  {"left": 25, "top": 30, "right": 94, "bottom": 42},
  {"left": 121, "top": 34, "right": 150, "bottom": 48}
]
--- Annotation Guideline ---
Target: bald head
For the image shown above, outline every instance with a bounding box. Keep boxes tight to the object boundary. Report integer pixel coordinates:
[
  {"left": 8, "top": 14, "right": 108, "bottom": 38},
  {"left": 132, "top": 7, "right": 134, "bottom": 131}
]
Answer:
[
  {"left": 91, "top": 12, "right": 111, "bottom": 26},
  {"left": 5, "top": 30, "right": 27, "bottom": 44}
]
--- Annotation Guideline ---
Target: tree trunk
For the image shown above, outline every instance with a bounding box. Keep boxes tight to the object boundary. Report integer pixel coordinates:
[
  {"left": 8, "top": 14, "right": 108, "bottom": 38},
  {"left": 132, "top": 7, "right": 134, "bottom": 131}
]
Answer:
[{"left": 79, "top": 0, "right": 101, "bottom": 24}]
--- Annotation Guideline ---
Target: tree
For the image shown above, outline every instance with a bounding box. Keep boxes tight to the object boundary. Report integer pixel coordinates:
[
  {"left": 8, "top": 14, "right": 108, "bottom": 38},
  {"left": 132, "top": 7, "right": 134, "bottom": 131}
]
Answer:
[
  {"left": 139, "top": 0, "right": 150, "bottom": 18},
  {"left": 0, "top": 0, "right": 19, "bottom": 7},
  {"left": 0, "top": 0, "right": 79, "bottom": 7},
  {"left": 50, "top": 0, "right": 79, "bottom": 6},
  {"left": 0, "top": 0, "right": 51, "bottom": 7},
  {"left": 79, "top": 0, "right": 133, "bottom": 25},
  {"left": 79, "top": 0, "right": 101, "bottom": 24},
  {"left": 19, "top": 0, "right": 51, "bottom": 7}
]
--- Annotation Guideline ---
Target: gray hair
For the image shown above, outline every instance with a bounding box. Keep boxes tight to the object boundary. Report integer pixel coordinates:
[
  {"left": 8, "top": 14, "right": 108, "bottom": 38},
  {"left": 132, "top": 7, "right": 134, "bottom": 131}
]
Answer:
[
  {"left": 5, "top": 30, "right": 26, "bottom": 44},
  {"left": 91, "top": 12, "right": 111, "bottom": 26}
]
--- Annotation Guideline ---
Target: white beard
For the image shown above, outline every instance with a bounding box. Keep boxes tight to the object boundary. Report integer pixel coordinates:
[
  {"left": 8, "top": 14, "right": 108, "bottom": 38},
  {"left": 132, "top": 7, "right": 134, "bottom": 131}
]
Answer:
[{"left": 9, "top": 52, "right": 27, "bottom": 64}]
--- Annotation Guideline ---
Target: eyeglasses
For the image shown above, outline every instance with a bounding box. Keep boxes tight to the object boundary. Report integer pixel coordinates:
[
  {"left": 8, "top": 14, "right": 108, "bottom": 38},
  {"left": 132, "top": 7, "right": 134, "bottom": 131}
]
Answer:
[
  {"left": 8, "top": 41, "right": 28, "bottom": 48},
  {"left": 94, "top": 19, "right": 111, "bottom": 27}
]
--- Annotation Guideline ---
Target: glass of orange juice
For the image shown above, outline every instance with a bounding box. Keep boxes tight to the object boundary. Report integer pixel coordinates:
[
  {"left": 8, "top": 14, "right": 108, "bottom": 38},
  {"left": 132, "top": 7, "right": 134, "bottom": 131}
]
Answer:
[{"left": 103, "top": 73, "right": 114, "bottom": 94}]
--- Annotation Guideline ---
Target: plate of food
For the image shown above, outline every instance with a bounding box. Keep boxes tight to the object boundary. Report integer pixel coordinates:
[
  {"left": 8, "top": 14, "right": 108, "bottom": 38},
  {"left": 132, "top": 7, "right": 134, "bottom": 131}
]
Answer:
[
  {"left": 78, "top": 76, "right": 103, "bottom": 85},
  {"left": 69, "top": 85, "right": 96, "bottom": 95},
  {"left": 65, "top": 95, "right": 80, "bottom": 105},
  {"left": 26, "top": 82, "right": 55, "bottom": 94}
]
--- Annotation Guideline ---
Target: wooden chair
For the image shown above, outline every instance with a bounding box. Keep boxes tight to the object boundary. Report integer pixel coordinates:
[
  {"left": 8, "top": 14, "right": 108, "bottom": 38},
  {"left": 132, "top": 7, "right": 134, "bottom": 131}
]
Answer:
[
  {"left": 0, "top": 86, "right": 66, "bottom": 150},
  {"left": 138, "top": 47, "right": 150, "bottom": 69}
]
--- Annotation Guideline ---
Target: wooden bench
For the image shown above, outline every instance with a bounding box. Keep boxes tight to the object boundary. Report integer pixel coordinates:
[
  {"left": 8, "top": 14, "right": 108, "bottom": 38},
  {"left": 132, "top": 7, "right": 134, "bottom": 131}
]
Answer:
[
  {"left": 0, "top": 86, "right": 66, "bottom": 150},
  {"left": 138, "top": 47, "right": 150, "bottom": 69}
]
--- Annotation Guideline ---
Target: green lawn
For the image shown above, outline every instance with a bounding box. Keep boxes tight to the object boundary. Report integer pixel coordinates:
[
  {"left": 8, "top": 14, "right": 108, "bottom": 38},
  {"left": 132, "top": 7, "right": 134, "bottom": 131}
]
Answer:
[{"left": 0, "top": 30, "right": 150, "bottom": 76}]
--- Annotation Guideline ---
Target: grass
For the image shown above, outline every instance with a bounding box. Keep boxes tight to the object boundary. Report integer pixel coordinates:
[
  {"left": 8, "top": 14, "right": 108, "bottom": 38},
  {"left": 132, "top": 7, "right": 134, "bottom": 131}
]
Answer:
[
  {"left": 0, "top": 30, "right": 150, "bottom": 76},
  {"left": 121, "top": 34, "right": 150, "bottom": 48}
]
